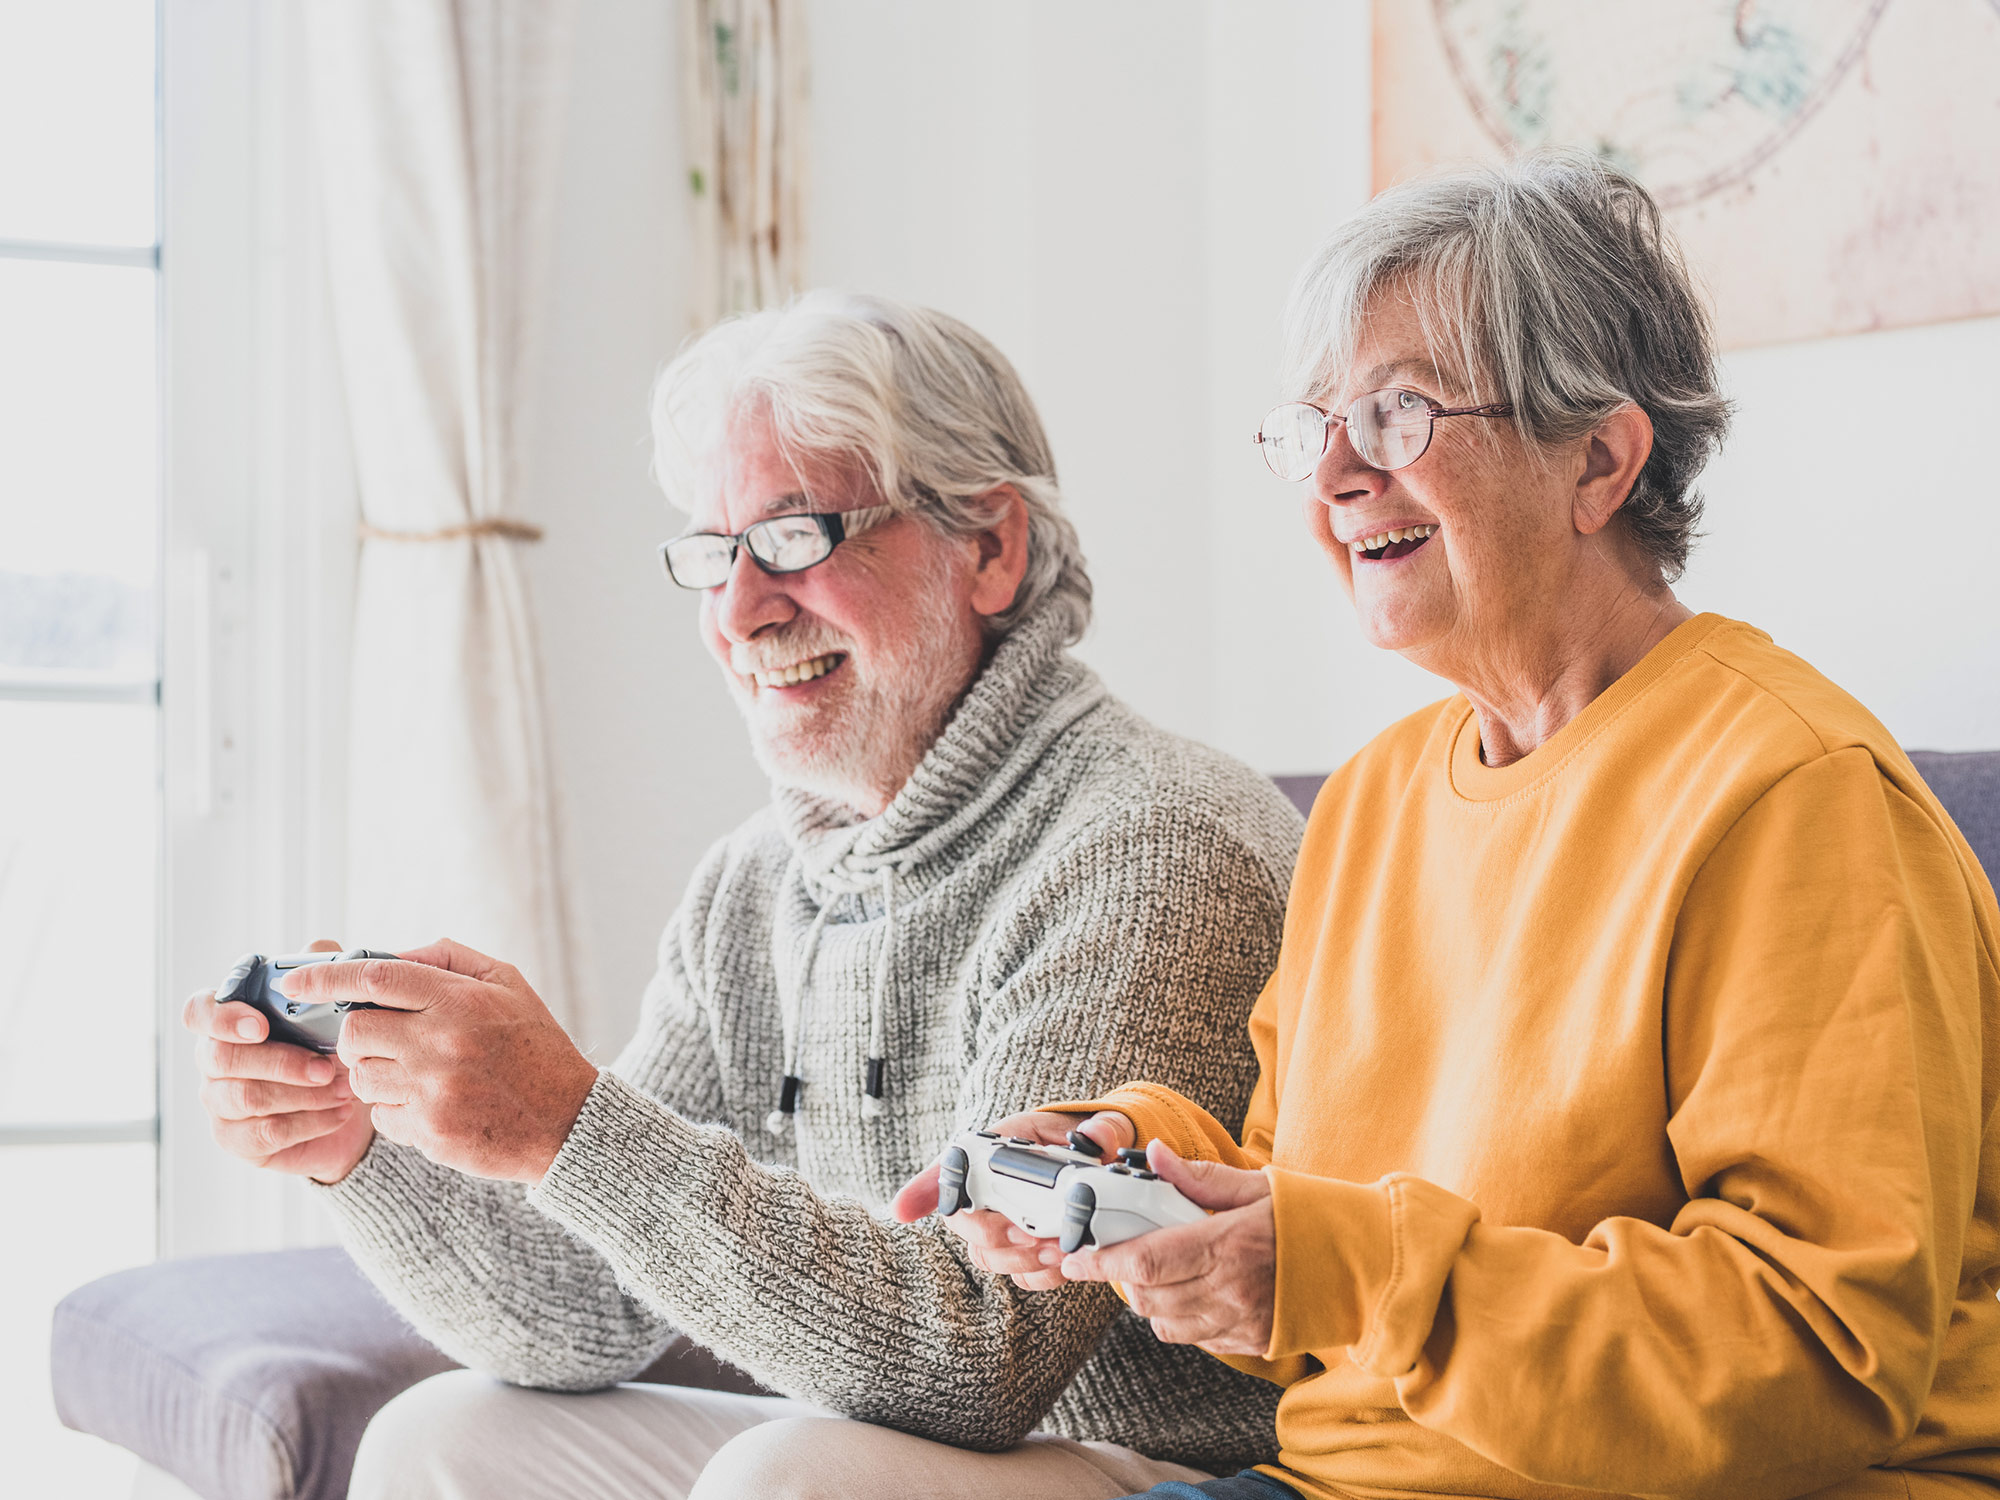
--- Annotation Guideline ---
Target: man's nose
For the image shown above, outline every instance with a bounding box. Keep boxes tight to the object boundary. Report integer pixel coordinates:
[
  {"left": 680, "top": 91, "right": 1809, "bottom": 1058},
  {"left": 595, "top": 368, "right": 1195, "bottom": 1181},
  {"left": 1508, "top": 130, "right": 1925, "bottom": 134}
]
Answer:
[{"left": 710, "top": 545, "right": 796, "bottom": 644}]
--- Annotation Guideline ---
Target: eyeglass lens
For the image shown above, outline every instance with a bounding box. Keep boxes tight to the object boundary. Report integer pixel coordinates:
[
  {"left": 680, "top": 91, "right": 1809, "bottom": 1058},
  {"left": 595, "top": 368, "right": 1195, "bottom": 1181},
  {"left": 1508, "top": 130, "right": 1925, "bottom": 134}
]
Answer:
[
  {"left": 662, "top": 514, "right": 839, "bottom": 589},
  {"left": 1257, "top": 389, "right": 1437, "bottom": 480}
]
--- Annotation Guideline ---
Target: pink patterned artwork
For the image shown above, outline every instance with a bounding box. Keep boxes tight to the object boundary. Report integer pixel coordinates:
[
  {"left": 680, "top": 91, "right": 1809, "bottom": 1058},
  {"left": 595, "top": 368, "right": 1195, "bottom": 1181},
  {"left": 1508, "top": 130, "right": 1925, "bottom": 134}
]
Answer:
[{"left": 1372, "top": 0, "right": 2000, "bottom": 348}]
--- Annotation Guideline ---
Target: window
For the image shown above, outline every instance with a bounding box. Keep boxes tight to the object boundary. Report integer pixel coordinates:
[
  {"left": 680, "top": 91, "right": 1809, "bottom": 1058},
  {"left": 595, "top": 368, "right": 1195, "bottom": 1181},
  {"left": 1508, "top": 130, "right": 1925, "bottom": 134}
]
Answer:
[{"left": 0, "top": 2, "right": 163, "bottom": 1493}]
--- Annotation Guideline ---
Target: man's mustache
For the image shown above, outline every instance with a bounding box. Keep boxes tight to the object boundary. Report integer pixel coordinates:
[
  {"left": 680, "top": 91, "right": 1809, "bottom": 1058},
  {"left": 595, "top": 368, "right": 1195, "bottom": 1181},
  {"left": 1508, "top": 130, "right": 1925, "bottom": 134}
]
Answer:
[{"left": 729, "top": 627, "right": 855, "bottom": 676}]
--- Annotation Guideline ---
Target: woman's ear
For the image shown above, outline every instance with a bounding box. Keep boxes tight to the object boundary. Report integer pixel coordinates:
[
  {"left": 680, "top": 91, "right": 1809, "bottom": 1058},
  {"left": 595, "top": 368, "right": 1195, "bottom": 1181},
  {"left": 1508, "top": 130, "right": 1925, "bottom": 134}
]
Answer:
[
  {"left": 1574, "top": 403, "right": 1654, "bottom": 536},
  {"left": 968, "top": 485, "right": 1032, "bottom": 619}
]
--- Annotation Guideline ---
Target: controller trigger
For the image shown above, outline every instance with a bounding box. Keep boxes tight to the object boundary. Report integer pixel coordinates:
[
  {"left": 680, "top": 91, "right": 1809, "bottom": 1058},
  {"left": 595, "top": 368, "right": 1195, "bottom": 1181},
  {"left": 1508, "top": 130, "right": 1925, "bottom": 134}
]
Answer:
[
  {"left": 1058, "top": 1182, "right": 1096, "bottom": 1255},
  {"left": 937, "top": 1145, "right": 971, "bottom": 1218}
]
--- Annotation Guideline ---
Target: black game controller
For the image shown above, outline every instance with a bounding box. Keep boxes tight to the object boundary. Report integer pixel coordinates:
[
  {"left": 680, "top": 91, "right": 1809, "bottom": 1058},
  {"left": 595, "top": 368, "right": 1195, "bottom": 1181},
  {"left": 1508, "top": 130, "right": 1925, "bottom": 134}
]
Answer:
[{"left": 214, "top": 950, "right": 401, "bottom": 1053}]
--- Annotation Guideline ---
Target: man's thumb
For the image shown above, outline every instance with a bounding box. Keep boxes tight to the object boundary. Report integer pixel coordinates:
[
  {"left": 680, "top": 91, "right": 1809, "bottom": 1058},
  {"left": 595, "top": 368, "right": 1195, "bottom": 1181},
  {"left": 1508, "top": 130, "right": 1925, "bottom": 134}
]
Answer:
[
  {"left": 1147, "top": 1140, "right": 1270, "bottom": 1211},
  {"left": 892, "top": 1162, "right": 942, "bottom": 1224}
]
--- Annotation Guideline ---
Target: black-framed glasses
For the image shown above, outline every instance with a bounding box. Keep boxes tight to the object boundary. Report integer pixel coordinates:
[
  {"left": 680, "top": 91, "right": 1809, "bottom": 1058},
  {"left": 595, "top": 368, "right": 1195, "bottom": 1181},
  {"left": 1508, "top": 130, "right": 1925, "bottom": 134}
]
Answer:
[
  {"left": 1254, "top": 388, "right": 1513, "bottom": 481},
  {"left": 659, "top": 505, "right": 895, "bottom": 590}
]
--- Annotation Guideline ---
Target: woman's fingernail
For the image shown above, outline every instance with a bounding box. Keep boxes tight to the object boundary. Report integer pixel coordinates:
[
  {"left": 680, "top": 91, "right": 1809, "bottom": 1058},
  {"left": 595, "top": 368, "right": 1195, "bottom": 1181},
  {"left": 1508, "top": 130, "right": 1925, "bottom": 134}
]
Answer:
[{"left": 236, "top": 1017, "right": 260, "bottom": 1040}]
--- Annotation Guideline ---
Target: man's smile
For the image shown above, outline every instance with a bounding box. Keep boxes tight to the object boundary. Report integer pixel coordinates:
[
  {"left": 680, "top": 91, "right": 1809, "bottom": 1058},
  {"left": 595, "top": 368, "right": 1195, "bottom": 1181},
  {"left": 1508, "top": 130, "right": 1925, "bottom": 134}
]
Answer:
[{"left": 747, "top": 650, "right": 847, "bottom": 691}]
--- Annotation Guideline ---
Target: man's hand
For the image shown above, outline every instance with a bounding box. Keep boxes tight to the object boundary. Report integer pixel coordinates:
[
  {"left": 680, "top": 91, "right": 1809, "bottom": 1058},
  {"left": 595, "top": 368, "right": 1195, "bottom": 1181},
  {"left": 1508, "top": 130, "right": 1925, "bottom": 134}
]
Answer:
[
  {"left": 280, "top": 938, "right": 600, "bottom": 1184},
  {"left": 892, "top": 1108, "right": 1134, "bottom": 1291},
  {"left": 184, "top": 938, "right": 376, "bottom": 1185},
  {"left": 1056, "top": 1140, "right": 1275, "bottom": 1356}
]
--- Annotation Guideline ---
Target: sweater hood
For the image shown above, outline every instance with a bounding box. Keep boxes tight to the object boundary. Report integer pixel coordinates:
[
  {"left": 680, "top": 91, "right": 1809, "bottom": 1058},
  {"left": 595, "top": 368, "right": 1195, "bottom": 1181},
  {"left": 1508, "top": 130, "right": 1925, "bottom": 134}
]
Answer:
[{"left": 772, "top": 598, "right": 1108, "bottom": 905}]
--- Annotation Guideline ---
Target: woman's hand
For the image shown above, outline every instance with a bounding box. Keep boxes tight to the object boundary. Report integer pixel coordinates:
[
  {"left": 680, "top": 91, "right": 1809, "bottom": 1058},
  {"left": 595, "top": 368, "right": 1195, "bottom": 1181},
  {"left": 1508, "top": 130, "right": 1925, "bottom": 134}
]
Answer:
[
  {"left": 1060, "top": 1140, "right": 1276, "bottom": 1356},
  {"left": 892, "top": 1109, "right": 1134, "bottom": 1291}
]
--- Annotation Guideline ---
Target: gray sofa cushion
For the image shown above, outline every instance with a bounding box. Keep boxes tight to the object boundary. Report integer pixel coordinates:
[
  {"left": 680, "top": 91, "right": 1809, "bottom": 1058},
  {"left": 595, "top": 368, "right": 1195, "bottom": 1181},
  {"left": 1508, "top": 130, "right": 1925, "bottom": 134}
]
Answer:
[
  {"left": 1909, "top": 750, "right": 2000, "bottom": 888},
  {"left": 52, "top": 1247, "right": 766, "bottom": 1500}
]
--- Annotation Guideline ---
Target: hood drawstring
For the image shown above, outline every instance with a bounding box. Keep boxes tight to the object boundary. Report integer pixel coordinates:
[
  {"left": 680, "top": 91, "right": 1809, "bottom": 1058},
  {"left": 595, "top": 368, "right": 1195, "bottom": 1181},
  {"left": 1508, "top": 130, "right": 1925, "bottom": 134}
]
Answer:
[
  {"left": 766, "top": 895, "right": 835, "bottom": 1137},
  {"left": 766, "top": 861, "right": 902, "bottom": 1135},
  {"left": 861, "top": 864, "right": 895, "bottom": 1120}
]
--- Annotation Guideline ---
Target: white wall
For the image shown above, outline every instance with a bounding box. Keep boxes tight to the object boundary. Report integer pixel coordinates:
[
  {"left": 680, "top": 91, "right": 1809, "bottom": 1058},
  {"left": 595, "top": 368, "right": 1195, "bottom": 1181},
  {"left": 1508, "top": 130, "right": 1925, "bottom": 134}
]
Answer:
[
  {"left": 524, "top": 0, "right": 2000, "bottom": 1048},
  {"left": 521, "top": 1, "right": 766, "bottom": 1052}
]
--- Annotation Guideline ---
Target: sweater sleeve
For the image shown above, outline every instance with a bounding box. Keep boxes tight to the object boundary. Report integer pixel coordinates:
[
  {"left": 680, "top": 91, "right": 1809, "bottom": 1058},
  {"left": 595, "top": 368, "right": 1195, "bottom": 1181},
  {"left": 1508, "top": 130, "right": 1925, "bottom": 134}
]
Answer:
[
  {"left": 1278, "top": 749, "right": 1990, "bottom": 1499},
  {"left": 313, "top": 840, "right": 741, "bottom": 1390},
  {"left": 526, "top": 805, "right": 1294, "bottom": 1450}
]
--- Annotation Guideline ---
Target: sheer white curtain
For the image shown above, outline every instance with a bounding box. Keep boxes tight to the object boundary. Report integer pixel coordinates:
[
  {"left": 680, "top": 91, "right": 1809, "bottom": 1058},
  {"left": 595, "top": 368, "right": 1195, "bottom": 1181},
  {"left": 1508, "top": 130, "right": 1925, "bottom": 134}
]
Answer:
[
  {"left": 306, "top": 0, "right": 583, "bottom": 1029},
  {"left": 682, "top": 0, "right": 809, "bottom": 327}
]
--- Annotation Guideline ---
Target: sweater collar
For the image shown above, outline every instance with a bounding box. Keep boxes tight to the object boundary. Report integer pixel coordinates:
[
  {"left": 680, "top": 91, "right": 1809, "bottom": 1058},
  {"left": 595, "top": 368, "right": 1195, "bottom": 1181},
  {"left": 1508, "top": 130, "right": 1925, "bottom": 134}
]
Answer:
[{"left": 773, "top": 599, "right": 1107, "bottom": 899}]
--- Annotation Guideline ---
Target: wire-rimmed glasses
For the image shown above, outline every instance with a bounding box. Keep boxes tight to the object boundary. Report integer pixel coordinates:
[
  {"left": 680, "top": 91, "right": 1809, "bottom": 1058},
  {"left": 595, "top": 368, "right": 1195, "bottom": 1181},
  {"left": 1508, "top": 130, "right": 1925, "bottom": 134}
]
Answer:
[
  {"left": 1254, "top": 388, "right": 1513, "bottom": 481},
  {"left": 660, "top": 505, "right": 895, "bottom": 590}
]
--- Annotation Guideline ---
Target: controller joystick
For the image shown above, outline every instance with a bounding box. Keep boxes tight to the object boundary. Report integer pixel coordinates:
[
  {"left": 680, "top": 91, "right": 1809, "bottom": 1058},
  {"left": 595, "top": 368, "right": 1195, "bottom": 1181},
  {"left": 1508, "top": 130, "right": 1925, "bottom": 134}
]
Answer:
[
  {"left": 1116, "top": 1147, "right": 1148, "bottom": 1168},
  {"left": 1064, "top": 1129, "right": 1105, "bottom": 1160},
  {"left": 932, "top": 1130, "right": 1207, "bottom": 1254}
]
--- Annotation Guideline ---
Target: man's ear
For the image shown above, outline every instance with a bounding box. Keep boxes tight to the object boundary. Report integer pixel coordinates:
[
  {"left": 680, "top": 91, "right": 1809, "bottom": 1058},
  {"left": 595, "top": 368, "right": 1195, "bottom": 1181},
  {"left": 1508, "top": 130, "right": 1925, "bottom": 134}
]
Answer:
[
  {"left": 1574, "top": 403, "right": 1654, "bottom": 537},
  {"left": 968, "top": 485, "right": 1032, "bottom": 619}
]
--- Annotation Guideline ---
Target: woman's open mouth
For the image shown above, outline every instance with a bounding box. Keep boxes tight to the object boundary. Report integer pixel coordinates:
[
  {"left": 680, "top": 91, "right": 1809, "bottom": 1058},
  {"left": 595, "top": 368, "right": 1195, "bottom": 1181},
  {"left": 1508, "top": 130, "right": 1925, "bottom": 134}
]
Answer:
[
  {"left": 748, "top": 651, "right": 847, "bottom": 692},
  {"left": 1351, "top": 524, "right": 1437, "bottom": 562}
]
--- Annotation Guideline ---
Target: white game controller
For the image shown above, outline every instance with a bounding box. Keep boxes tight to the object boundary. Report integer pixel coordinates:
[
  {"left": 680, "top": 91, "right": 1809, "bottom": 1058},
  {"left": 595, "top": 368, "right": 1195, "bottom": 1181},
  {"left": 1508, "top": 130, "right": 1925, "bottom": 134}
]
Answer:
[{"left": 935, "top": 1129, "right": 1209, "bottom": 1253}]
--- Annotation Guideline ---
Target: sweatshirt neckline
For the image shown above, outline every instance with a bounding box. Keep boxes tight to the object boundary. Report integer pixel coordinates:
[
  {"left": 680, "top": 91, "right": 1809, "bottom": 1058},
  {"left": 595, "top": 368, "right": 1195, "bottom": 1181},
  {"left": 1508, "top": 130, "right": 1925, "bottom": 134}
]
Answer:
[{"left": 1447, "top": 612, "right": 1727, "bottom": 804}]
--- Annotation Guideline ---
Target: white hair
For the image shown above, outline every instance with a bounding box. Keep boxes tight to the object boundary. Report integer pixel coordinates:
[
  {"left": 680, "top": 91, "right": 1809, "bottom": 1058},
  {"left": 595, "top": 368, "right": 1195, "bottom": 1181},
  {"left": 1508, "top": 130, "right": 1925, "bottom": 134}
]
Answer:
[
  {"left": 1283, "top": 149, "right": 1732, "bottom": 582},
  {"left": 651, "top": 290, "right": 1092, "bottom": 641}
]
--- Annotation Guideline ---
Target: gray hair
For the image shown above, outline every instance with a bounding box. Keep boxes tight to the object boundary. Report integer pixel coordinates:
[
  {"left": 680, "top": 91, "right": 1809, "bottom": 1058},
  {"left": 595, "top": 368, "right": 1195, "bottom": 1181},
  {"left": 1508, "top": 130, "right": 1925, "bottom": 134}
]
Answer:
[
  {"left": 1283, "top": 149, "right": 1731, "bottom": 581},
  {"left": 651, "top": 290, "right": 1092, "bottom": 641}
]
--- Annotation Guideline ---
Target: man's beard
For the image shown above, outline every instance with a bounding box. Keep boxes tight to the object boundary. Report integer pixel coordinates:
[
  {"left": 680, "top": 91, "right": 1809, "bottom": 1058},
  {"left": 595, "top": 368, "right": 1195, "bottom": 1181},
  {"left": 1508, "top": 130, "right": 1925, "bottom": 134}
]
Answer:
[{"left": 727, "top": 559, "right": 976, "bottom": 816}]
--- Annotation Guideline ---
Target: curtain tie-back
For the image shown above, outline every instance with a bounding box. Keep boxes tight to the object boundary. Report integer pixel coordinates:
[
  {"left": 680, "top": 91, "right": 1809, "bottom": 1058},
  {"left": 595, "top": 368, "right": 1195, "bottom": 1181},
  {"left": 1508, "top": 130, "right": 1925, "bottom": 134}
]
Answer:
[{"left": 358, "top": 517, "right": 545, "bottom": 544}]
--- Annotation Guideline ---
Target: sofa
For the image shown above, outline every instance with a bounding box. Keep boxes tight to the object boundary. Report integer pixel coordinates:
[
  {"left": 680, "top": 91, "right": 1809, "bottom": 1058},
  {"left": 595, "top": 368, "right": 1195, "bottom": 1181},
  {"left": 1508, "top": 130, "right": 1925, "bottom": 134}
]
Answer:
[{"left": 54, "top": 752, "right": 2000, "bottom": 1500}]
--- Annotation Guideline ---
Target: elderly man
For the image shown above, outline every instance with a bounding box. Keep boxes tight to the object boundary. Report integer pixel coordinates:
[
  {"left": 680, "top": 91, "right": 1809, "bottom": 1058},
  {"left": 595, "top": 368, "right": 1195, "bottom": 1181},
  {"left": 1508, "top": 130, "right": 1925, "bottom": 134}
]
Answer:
[
  {"left": 720, "top": 157, "right": 2000, "bottom": 1499},
  {"left": 183, "top": 292, "right": 1301, "bottom": 1499}
]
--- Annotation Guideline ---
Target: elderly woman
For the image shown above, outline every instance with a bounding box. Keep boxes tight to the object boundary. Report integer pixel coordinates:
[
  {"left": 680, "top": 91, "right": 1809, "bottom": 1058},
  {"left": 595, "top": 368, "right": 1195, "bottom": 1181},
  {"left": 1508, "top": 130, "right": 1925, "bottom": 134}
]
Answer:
[{"left": 692, "top": 154, "right": 2000, "bottom": 1500}]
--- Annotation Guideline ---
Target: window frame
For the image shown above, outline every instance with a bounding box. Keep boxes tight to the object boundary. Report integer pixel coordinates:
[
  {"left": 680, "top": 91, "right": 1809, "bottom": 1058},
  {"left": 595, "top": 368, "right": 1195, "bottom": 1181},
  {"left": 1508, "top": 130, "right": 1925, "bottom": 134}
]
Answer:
[
  {"left": 0, "top": 14, "right": 165, "bottom": 1153},
  {"left": 155, "top": 0, "right": 355, "bottom": 1256}
]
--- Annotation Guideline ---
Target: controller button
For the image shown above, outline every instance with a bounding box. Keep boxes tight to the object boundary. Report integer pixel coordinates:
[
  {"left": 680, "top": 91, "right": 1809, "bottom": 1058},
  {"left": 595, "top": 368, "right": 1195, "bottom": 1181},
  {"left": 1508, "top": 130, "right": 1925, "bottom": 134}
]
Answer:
[
  {"left": 976, "top": 1130, "right": 1001, "bottom": 1139},
  {"left": 1006, "top": 1136, "right": 1036, "bottom": 1146},
  {"left": 1132, "top": 1169, "right": 1158, "bottom": 1180},
  {"left": 1107, "top": 1164, "right": 1131, "bottom": 1175}
]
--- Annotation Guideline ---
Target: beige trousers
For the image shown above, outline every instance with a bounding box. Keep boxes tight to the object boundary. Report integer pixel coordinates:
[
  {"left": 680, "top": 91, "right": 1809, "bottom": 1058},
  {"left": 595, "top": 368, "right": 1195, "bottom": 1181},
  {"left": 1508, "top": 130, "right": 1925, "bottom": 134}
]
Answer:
[{"left": 348, "top": 1370, "right": 1213, "bottom": 1500}]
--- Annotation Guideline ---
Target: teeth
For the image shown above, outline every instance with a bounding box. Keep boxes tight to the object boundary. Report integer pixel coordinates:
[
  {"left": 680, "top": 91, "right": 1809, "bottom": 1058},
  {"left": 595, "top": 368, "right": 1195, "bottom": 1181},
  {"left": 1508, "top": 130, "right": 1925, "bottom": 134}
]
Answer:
[
  {"left": 1349, "top": 523, "right": 1436, "bottom": 555},
  {"left": 751, "top": 652, "right": 840, "bottom": 690}
]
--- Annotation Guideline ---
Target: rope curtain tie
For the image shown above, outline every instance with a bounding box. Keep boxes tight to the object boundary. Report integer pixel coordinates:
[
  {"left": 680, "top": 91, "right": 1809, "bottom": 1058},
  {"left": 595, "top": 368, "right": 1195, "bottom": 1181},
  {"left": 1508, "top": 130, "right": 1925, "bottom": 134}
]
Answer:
[{"left": 357, "top": 517, "right": 546, "bottom": 543}]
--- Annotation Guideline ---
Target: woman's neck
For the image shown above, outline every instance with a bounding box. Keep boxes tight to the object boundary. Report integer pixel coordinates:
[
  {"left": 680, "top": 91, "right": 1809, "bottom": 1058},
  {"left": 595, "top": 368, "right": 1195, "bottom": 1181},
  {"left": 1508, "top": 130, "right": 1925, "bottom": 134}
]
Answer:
[{"left": 1458, "top": 587, "right": 1694, "bottom": 769}]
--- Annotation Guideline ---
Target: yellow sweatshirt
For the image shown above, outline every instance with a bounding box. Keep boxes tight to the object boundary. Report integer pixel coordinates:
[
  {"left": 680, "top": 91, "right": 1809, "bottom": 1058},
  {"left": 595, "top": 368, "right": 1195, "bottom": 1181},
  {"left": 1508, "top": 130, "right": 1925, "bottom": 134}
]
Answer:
[{"left": 1060, "top": 616, "right": 2000, "bottom": 1500}]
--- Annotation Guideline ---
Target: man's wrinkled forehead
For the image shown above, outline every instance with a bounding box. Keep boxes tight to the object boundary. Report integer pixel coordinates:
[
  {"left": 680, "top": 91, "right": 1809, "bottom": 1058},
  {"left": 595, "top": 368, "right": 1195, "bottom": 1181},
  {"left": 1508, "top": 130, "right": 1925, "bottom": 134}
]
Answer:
[{"left": 686, "top": 413, "right": 871, "bottom": 531}]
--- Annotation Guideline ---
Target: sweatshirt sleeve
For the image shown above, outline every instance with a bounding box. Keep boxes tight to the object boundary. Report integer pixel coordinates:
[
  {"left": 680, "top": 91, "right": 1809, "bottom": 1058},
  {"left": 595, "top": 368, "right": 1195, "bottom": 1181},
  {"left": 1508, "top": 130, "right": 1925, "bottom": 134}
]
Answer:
[
  {"left": 1274, "top": 749, "right": 1992, "bottom": 1499},
  {"left": 313, "top": 840, "right": 742, "bottom": 1390},
  {"left": 526, "top": 804, "right": 1294, "bottom": 1451},
  {"left": 1044, "top": 972, "right": 1286, "bottom": 1169}
]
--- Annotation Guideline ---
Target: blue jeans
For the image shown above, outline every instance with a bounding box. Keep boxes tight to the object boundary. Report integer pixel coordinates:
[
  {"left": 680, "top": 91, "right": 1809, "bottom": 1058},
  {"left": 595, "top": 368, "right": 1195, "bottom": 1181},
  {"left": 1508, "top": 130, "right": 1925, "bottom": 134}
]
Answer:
[{"left": 1115, "top": 1471, "right": 1303, "bottom": 1500}]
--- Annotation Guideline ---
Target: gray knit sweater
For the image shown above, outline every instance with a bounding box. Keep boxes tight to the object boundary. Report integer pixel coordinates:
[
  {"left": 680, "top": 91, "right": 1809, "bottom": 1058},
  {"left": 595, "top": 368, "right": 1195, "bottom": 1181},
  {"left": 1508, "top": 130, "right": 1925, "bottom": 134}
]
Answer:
[{"left": 321, "top": 602, "right": 1303, "bottom": 1472}]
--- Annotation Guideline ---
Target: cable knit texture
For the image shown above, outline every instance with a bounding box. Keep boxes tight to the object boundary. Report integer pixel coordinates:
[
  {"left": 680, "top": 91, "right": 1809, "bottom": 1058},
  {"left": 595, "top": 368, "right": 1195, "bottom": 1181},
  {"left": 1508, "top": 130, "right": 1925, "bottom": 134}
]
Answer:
[{"left": 319, "top": 601, "right": 1303, "bottom": 1472}]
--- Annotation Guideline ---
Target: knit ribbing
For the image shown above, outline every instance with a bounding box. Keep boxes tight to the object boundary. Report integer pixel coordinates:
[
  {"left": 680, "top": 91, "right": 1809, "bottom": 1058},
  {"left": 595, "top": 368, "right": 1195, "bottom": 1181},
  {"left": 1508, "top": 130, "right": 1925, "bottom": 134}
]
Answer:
[{"left": 319, "top": 599, "right": 1303, "bottom": 1472}]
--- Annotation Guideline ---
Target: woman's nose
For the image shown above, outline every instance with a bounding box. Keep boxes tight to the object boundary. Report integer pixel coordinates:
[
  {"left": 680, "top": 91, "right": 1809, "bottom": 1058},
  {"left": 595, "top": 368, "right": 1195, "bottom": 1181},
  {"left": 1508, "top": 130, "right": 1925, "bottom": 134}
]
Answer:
[{"left": 1312, "top": 422, "right": 1386, "bottom": 507}]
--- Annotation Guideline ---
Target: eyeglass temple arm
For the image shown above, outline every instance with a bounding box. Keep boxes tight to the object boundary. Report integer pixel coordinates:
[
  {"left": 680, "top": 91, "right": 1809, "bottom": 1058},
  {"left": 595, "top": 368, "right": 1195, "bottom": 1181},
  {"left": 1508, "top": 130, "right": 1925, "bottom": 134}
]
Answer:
[{"left": 1431, "top": 402, "right": 1514, "bottom": 418}]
